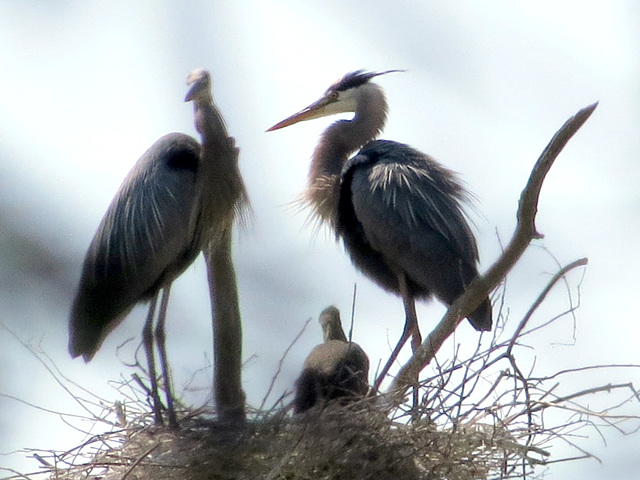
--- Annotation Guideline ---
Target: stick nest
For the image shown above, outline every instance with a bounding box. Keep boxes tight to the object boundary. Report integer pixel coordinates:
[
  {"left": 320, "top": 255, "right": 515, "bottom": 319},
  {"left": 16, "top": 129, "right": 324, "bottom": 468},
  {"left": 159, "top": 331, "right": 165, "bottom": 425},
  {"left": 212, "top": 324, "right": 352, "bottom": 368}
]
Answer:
[
  {"left": 39, "top": 401, "right": 527, "bottom": 480},
  {"left": 5, "top": 256, "right": 640, "bottom": 480}
]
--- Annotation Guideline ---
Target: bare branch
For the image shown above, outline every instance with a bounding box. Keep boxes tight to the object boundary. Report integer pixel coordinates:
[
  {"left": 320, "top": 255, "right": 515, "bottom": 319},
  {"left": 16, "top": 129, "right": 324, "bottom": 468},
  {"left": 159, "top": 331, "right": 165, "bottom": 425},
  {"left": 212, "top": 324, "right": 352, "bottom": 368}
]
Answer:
[
  {"left": 507, "top": 257, "right": 588, "bottom": 355},
  {"left": 120, "top": 441, "right": 160, "bottom": 480},
  {"left": 259, "top": 317, "right": 313, "bottom": 411},
  {"left": 389, "top": 102, "right": 598, "bottom": 396}
]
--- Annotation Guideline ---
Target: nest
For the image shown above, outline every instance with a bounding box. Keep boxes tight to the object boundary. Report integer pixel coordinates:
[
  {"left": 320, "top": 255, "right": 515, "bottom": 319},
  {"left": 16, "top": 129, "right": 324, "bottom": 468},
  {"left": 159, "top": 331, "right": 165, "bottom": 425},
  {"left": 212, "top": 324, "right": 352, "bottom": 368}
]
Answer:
[
  {"left": 36, "top": 401, "right": 526, "bottom": 480},
  {"left": 5, "top": 259, "right": 640, "bottom": 480},
  {"left": 19, "top": 349, "right": 640, "bottom": 480}
]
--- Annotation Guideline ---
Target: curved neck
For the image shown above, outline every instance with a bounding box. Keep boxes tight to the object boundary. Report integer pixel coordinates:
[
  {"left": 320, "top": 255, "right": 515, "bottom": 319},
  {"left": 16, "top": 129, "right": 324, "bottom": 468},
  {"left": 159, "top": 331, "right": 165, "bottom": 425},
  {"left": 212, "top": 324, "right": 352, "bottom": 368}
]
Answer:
[
  {"left": 311, "top": 84, "right": 388, "bottom": 178},
  {"left": 191, "top": 96, "right": 249, "bottom": 247},
  {"left": 322, "top": 320, "right": 348, "bottom": 342},
  {"left": 306, "top": 83, "right": 388, "bottom": 225},
  {"left": 193, "top": 99, "right": 230, "bottom": 151}
]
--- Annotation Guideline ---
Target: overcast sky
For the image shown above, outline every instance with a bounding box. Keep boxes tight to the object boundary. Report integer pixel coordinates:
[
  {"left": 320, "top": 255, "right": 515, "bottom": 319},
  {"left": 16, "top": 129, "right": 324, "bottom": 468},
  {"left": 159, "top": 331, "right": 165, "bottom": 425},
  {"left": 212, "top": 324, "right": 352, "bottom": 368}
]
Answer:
[{"left": 1, "top": 1, "right": 639, "bottom": 479}]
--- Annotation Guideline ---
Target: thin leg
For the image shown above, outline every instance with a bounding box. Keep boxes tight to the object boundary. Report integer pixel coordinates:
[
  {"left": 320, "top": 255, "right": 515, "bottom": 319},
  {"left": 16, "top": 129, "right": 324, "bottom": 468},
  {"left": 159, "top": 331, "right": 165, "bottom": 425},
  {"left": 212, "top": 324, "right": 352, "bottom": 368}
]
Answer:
[
  {"left": 372, "top": 275, "right": 421, "bottom": 393},
  {"left": 143, "top": 291, "right": 163, "bottom": 425},
  {"left": 402, "top": 290, "right": 422, "bottom": 352},
  {"left": 155, "top": 284, "right": 178, "bottom": 429},
  {"left": 371, "top": 314, "right": 414, "bottom": 394},
  {"left": 398, "top": 275, "right": 421, "bottom": 416}
]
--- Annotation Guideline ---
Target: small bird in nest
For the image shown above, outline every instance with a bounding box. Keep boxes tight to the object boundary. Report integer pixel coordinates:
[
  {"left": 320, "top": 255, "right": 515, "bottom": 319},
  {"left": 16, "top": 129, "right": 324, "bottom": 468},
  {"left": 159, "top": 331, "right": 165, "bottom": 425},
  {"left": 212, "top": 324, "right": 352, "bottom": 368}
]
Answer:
[{"left": 293, "top": 306, "right": 370, "bottom": 413}]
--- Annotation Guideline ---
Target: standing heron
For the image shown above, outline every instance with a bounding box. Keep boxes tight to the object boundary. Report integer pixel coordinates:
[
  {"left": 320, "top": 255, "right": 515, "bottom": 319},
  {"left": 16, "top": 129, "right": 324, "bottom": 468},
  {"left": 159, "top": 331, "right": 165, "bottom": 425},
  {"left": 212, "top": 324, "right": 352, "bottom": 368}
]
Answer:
[
  {"left": 294, "top": 306, "right": 369, "bottom": 413},
  {"left": 267, "top": 70, "right": 491, "bottom": 389},
  {"left": 186, "top": 69, "right": 250, "bottom": 423},
  {"left": 69, "top": 68, "right": 249, "bottom": 427}
]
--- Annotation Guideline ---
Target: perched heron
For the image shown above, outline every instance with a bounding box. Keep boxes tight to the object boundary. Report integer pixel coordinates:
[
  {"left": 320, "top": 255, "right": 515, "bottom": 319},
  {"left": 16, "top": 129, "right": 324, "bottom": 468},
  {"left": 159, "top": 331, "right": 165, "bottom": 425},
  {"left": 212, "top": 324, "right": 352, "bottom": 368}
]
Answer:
[
  {"left": 186, "top": 68, "right": 250, "bottom": 423},
  {"left": 294, "top": 306, "right": 370, "bottom": 413},
  {"left": 268, "top": 70, "right": 491, "bottom": 388},
  {"left": 69, "top": 69, "right": 249, "bottom": 427}
]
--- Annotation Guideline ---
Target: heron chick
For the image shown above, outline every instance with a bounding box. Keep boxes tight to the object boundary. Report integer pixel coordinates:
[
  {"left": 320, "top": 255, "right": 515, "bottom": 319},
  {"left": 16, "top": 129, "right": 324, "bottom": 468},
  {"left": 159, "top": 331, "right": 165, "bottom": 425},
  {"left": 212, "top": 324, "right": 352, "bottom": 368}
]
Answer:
[{"left": 293, "top": 306, "right": 370, "bottom": 414}]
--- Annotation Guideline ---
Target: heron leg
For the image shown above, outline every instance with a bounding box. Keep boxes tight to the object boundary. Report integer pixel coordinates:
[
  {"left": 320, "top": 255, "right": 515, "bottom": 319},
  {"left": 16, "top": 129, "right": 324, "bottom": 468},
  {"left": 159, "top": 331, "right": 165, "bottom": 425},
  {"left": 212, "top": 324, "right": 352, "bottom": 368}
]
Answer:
[
  {"left": 371, "top": 310, "right": 414, "bottom": 394},
  {"left": 155, "top": 284, "right": 178, "bottom": 429},
  {"left": 372, "top": 275, "right": 421, "bottom": 393},
  {"left": 398, "top": 275, "right": 422, "bottom": 414},
  {"left": 403, "top": 292, "right": 422, "bottom": 352},
  {"left": 143, "top": 292, "right": 164, "bottom": 425}
]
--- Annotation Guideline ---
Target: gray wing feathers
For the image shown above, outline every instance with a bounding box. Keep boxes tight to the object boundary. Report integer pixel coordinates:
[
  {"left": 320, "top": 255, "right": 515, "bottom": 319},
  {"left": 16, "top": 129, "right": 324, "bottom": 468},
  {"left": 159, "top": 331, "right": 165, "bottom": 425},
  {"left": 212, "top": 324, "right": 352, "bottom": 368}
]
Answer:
[
  {"left": 348, "top": 144, "right": 479, "bottom": 266},
  {"left": 69, "top": 133, "right": 201, "bottom": 358},
  {"left": 87, "top": 136, "right": 199, "bottom": 292}
]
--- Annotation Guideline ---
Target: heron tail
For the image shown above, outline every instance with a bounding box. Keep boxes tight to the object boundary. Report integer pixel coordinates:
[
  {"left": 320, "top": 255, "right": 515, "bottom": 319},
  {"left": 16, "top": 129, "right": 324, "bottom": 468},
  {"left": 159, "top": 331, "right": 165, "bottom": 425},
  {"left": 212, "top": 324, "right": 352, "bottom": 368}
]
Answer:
[{"left": 468, "top": 297, "right": 493, "bottom": 332}]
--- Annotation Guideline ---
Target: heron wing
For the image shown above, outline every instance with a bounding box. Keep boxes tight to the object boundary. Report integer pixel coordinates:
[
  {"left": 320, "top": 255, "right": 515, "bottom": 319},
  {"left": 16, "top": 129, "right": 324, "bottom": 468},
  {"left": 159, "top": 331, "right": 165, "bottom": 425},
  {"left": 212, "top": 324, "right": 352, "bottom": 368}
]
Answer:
[
  {"left": 69, "top": 133, "right": 202, "bottom": 358},
  {"left": 339, "top": 140, "right": 492, "bottom": 330},
  {"left": 337, "top": 139, "right": 482, "bottom": 303},
  {"left": 344, "top": 140, "right": 479, "bottom": 263}
]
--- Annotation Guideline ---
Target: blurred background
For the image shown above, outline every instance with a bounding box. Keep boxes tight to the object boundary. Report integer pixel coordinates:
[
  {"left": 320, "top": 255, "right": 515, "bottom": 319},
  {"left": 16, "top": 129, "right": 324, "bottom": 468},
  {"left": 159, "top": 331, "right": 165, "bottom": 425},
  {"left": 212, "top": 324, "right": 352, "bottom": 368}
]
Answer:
[{"left": 1, "top": 1, "right": 639, "bottom": 479}]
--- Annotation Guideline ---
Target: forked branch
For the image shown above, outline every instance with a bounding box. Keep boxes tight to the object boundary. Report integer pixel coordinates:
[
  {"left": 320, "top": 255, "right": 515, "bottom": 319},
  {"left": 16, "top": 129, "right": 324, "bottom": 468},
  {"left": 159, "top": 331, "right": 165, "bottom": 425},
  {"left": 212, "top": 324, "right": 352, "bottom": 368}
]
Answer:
[{"left": 389, "top": 102, "right": 599, "bottom": 396}]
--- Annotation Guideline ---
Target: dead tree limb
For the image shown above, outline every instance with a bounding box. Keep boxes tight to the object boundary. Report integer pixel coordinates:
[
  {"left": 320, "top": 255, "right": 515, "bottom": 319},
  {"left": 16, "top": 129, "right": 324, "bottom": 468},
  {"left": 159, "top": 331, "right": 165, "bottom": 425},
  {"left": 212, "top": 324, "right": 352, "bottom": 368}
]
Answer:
[
  {"left": 388, "top": 102, "right": 599, "bottom": 398},
  {"left": 506, "top": 256, "right": 588, "bottom": 355}
]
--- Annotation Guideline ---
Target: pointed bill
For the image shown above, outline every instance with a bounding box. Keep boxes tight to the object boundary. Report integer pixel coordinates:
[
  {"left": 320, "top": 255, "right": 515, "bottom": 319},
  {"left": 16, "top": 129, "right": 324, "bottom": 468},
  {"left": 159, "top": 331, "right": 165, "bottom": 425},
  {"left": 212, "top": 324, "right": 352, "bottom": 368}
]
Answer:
[
  {"left": 266, "top": 96, "right": 335, "bottom": 132},
  {"left": 185, "top": 68, "right": 210, "bottom": 102}
]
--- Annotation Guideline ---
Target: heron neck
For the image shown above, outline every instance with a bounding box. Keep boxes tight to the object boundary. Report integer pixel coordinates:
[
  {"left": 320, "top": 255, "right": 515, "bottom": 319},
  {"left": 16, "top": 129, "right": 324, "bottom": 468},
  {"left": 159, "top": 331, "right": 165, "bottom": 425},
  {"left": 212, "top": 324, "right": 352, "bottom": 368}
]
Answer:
[
  {"left": 323, "top": 322, "right": 348, "bottom": 342},
  {"left": 307, "top": 87, "right": 387, "bottom": 225},
  {"left": 193, "top": 100, "right": 249, "bottom": 246},
  {"left": 194, "top": 101, "right": 230, "bottom": 149}
]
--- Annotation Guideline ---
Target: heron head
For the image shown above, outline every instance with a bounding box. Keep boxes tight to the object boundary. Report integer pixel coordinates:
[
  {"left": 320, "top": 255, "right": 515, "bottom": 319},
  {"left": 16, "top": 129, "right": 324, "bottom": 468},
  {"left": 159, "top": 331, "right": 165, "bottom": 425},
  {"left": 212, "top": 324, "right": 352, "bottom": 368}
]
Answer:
[
  {"left": 266, "top": 69, "right": 402, "bottom": 131},
  {"left": 319, "top": 305, "right": 347, "bottom": 342},
  {"left": 185, "top": 68, "right": 212, "bottom": 102}
]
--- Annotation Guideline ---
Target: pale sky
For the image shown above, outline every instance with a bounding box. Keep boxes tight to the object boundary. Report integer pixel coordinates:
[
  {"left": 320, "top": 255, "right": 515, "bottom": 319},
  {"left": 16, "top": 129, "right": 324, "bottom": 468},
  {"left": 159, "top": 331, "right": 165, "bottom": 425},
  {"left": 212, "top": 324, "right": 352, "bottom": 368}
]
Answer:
[{"left": 1, "top": 2, "right": 639, "bottom": 479}]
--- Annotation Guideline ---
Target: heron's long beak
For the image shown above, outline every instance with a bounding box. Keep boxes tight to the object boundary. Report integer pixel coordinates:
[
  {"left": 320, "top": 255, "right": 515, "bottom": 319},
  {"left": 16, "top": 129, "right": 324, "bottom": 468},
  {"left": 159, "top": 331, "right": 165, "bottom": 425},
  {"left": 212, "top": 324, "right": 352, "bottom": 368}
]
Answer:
[
  {"left": 185, "top": 68, "right": 209, "bottom": 102},
  {"left": 266, "top": 97, "right": 335, "bottom": 132},
  {"left": 185, "top": 80, "right": 205, "bottom": 102}
]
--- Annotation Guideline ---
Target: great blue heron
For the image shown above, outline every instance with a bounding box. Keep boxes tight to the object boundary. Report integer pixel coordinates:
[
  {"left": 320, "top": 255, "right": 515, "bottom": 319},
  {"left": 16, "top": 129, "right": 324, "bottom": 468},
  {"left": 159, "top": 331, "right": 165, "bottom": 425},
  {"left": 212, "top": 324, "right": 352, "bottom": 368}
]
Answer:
[
  {"left": 294, "top": 306, "right": 369, "bottom": 413},
  {"left": 268, "top": 70, "right": 491, "bottom": 389},
  {"left": 69, "top": 69, "right": 249, "bottom": 427}
]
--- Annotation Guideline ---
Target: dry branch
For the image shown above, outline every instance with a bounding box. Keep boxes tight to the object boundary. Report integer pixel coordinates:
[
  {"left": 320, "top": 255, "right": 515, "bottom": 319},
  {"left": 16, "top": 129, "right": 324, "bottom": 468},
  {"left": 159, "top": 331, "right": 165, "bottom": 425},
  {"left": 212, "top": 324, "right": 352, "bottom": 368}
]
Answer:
[
  {"left": 507, "top": 257, "right": 588, "bottom": 355},
  {"left": 120, "top": 442, "right": 160, "bottom": 480},
  {"left": 388, "top": 102, "right": 599, "bottom": 396},
  {"left": 259, "top": 317, "right": 313, "bottom": 411}
]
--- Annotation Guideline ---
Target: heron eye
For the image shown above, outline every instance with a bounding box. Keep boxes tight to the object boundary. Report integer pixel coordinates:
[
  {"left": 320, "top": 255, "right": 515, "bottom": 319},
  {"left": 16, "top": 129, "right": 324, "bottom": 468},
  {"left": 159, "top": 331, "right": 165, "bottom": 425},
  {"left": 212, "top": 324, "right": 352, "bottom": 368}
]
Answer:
[
  {"left": 330, "top": 91, "right": 339, "bottom": 101},
  {"left": 167, "top": 150, "right": 199, "bottom": 172}
]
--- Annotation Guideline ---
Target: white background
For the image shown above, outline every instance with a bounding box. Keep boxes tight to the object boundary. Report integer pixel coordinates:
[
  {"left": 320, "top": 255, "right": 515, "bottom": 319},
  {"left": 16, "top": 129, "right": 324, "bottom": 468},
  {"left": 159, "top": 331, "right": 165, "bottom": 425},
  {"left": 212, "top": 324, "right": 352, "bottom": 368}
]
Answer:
[{"left": 1, "top": 2, "right": 639, "bottom": 479}]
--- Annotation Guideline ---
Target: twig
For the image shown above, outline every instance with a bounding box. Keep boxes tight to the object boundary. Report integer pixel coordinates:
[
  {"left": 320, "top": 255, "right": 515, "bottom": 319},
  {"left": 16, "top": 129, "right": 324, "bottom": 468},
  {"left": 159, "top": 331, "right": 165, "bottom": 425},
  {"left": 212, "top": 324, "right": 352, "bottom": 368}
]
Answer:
[
  {"left": 119, "top": 441, "right": 160, "bottom": 480},
  {"left": 32, "top": 453, "right": 53, "bottom": 468},
  {"left": 535, "top": 382, "right": 640, "bottom": 412},
  {"left": 389, "top": 102, "right": 598, "bottom": 397},
  {"left": 0, "top": 393, "right": 90, "bottom": 421},
  {"left": 0, "top": 323, "right": 104, "bottom": 419},
  {"left": 348, "top": 283, "right": 358, "bottom": 343},
  {"left": 259, "top": 317, "right": 313, "bottom": 411},
  {"left": 0, "top": 467, "right": 33, "bottom": 479},
  {"left": 507, "top": 258, "right": 588, "bottom": 355},
  {"left": 531, "top": 364, "right": 640, "bottom": 383}
]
